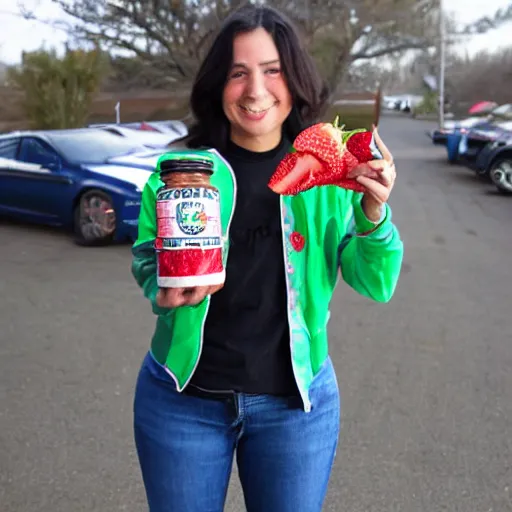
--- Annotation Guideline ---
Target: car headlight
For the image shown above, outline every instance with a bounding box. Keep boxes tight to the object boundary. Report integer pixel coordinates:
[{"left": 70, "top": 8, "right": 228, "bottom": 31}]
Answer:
[{"left": 490, "top": 140, "right": 508, "bottom": 150}]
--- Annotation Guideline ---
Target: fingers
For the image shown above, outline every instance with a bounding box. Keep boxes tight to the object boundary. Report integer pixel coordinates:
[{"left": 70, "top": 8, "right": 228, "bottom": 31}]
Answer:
[
  {"left": 367, "top": 158, "right": 396, "bottom": 183},
  {"left": 350, "top": 129, "right": 397, "bottom": 203},
  {"left": 377, "top": 162, "right": 396, "bottom": 187},
  {"left": 347, "top": 162, "right": 380, "bottom": 179},
  {"left": 208, "top": 283, "right": 225, "bottom": 295},
  {"left": 350, "top": 160, "right": 395, "bottom": 186},
  {"left": 156, "top": 283, "right": 224, "bottom": 308},
  {"left": 182, "top": 286, "right": 211, "bottom": 305},
  {"left": 182, "top": 284, "right": 224, "bottom": 305},
  {"left": 372, "top": 127, "right": 394, "bottom": 166},
  {"left": 156, "top": 288, "right": 188, "bottom": 308},
  {"left": 356, "top": 175, "right": 389, "bottom": 203},
  {"left": 366, "top": 160, "right": 388, "bottom": 171}
]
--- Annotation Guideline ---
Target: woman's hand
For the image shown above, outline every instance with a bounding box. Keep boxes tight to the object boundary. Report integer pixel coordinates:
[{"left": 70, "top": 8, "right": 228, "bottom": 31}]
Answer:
[
  {"left": 156, "top": 284, "right": 223, "bottom": 308},
  {"left": 348, "top": 127, "right": 397, "bottom": 222}
]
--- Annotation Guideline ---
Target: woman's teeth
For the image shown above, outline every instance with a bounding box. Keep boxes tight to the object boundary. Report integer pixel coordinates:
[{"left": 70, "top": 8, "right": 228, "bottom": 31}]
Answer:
[{"left": 240, "top": 104, "right": 273, "bottom": 114}]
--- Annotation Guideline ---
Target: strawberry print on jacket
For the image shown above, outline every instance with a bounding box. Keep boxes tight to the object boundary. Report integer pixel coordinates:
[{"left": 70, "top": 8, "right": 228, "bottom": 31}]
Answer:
[{"left": 290, "top": 231, "right": 305, "bottom": 252}]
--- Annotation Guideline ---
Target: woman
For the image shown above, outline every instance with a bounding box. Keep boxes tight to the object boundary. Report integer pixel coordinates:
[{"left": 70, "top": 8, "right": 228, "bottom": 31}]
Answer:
[{"left": 131, "top": 4, "right": 403, "bottom": 512}]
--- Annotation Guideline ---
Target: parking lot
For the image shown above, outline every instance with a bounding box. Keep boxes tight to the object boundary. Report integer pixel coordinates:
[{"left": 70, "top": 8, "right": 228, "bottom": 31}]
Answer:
[{"left": 1, "top": 114, "right": 512, "bottom": 512}]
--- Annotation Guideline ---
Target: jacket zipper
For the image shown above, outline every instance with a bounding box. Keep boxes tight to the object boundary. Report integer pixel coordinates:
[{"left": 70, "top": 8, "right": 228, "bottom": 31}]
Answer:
[
  {"left": 168, "top": 154, "right": 311, "bottom": 413},
  {"left": 279, "top": 196, "right": 312, "bottom": 413}
]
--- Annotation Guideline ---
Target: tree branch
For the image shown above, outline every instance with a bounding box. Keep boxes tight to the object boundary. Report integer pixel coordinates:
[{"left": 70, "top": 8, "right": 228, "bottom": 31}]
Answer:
[{"left": 351, "top": 40, "right": 432, "bottom": 60}]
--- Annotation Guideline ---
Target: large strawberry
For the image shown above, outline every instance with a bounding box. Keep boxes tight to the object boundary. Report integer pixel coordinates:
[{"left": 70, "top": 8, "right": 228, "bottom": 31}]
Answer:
[{"left": 268, "top": 117, "right": 378, "bottom": 195}]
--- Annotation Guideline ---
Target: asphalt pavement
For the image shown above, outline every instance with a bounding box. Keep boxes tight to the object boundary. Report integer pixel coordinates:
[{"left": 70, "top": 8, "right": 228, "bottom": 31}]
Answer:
[{"left": 1, "top": 114, "right": 511, "bottom": 512}]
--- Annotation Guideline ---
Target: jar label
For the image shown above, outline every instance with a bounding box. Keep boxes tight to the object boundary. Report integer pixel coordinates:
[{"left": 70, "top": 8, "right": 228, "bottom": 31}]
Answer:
[{"left": 156, "top": 187, "right": 222, "bottom": 249}]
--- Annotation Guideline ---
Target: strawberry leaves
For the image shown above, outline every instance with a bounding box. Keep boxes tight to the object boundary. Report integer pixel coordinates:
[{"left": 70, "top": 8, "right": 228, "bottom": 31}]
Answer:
[{"left": 342, "top": 128, "right": 366, "bottom": 145}]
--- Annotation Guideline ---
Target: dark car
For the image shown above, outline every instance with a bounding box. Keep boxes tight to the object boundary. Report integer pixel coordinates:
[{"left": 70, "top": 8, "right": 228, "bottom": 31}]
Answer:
[
  {"left": 0, "top": 128, "right": 165, "bottom": 245},
  {"left": 475, "top": 135, "right": 512, "bottom": 193},
  {"left": 429, "top": 103, "right": 512, "bottom": 162},
  {"left": 459, "top": 120, "right": 512, "bottom": 177}
]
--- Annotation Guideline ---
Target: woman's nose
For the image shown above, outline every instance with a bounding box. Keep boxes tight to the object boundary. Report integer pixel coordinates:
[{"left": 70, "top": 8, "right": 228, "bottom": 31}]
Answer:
[{"left": 245, "top": 71, "right": 266, "bottom": 99}]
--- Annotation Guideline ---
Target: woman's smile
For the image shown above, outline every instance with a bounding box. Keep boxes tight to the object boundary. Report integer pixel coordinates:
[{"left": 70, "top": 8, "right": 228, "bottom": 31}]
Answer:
[{"left": 239, "top": 102, "right": 278, "bottom": 121}]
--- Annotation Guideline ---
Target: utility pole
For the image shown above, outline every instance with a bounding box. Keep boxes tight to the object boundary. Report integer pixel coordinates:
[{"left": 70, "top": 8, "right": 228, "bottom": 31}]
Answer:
[
  {"left": 439, "top": 0, "right": 446, "bottom": 129},
  {"left": 115, "top": 102, "right": 121, "bottom": 124}
]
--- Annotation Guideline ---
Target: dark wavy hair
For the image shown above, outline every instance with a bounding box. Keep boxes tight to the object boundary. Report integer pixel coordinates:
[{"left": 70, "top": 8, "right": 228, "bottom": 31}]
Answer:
[{"left": 185, "top": 4, "right": 329, "bottom": 152}]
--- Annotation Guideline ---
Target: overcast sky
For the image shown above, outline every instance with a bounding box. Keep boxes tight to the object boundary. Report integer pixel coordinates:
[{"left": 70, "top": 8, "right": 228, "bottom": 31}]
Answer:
[{"left": 0, "top": 0, "right": 511, "bottom": 64}]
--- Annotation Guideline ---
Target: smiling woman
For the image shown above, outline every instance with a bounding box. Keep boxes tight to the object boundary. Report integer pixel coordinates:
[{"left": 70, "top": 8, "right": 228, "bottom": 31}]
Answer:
[
  {"left": 130, "top": 4, "right": 403, "bottom": 512},
  {"left": 186, "top": 7, "right": 328, "bottom": 154}
]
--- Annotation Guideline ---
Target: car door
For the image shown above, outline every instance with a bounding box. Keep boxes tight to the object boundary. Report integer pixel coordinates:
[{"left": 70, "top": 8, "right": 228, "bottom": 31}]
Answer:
[
  {"left": 15, "top": 137, "right": 74, "bottom": 221},
  {"left": 0, "top": 136, "right": 24, "bottom": 213}
]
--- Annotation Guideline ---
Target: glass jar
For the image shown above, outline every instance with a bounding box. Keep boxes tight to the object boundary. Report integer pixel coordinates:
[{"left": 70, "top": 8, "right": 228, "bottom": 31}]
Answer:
[{"left": 155, "top": 155, "right": 225, "bottom": 288}]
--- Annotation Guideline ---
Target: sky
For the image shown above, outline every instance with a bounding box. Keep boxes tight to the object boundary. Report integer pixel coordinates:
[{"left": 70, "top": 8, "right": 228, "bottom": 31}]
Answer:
[{"left": 0, "top": 0, "right": 511, "bottom": 65}]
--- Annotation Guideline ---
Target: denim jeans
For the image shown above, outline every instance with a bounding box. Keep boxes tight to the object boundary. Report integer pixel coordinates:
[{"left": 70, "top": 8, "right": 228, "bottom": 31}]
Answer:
[{"left": 133, "top": 352, "right": 340, "bottom": 512}]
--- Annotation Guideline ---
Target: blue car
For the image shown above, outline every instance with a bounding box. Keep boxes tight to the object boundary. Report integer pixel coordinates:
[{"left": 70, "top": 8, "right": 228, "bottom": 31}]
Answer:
[
  {"left": 0, "top": 128, "right": 165, "bottom": 245},
  {"left": 476, "top": 135, "right": 512, "bottom": 193},
  {"left": 458, "top": 120, "right": 512, "bottom": 176},
  {"left": 430, "top": 103, "right": 512, "bottom": 163}
]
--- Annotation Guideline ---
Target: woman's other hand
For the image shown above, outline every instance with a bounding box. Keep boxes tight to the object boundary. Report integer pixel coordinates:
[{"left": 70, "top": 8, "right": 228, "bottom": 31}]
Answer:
[
  {"left": 156, "top": 284, "right": 223, "bottom": 308},
  {"left": 348, "top": 127, "right": 397, "bottom": 222}
]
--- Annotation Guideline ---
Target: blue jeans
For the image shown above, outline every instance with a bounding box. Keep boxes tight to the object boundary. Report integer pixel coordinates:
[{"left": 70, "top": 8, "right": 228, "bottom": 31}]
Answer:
[{"left": 133, "top": 352, "right": 340, "bottom": 512}]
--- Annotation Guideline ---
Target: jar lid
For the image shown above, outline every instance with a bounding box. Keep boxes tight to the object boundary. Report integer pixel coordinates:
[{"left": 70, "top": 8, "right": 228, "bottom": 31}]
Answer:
[{"left": 158, "top": 156, "right": 214, "bottom": 176}]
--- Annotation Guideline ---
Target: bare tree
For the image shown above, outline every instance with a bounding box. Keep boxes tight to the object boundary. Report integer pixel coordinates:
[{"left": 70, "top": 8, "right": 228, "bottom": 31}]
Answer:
[
  {"left": 446, "top": 47, "right": 512, "bottom": 104},
  {"left": 19, "top": 0, "right": 512, "bottom": 94},
  {"left": 22, "top": 0, "right": 438, "bottom": 93}
]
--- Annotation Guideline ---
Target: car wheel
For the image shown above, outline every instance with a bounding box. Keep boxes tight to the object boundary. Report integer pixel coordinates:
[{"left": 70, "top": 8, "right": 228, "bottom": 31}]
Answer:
[
  {"left": 489, "top": 158, "right": 512, "bottom": 195},
  {"left": 74, "top": 190, "right": 117, "bottom": 246}
]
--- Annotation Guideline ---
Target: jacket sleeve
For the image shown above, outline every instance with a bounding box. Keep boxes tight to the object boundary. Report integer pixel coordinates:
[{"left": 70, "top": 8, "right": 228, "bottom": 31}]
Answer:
[
  {"left": 131, "top": 173, "right": 172, "bottom": 316},
  {"left": 338, "top": 192, "right": 404, "bottom": 303}
]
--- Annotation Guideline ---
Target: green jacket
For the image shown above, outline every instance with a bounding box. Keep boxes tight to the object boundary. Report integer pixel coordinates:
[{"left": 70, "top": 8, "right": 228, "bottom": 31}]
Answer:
[{"left": 132, "top": 148, "right": 404, "bottom": 412}]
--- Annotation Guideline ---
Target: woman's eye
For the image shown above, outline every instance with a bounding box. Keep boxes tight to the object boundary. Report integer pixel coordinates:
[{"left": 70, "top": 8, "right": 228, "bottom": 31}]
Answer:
[
  {"left": 230, "top": 71, "right": 245, "bottom": 79},
  {"left": 266, "top": 68, "right": 281, "bottom": 75}
]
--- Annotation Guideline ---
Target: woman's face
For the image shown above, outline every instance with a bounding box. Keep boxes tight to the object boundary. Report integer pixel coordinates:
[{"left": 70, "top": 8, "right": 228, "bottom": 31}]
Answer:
[{"left": 222, "top": 27, "right": 293, "bottom": 152}]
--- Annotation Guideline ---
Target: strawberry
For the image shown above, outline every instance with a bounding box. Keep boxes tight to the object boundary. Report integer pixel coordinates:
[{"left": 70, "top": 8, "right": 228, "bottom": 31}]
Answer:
[
  {"left": 293, "top": 123, "right": 345, "bottom": 167},
  {"left": 346, "top": 131, "right": 374, "bottom": 163},
  {"left": 268, "top": 116, "right": 378, "bottom": 196},
  {"left": 268, "top": 152, "right": 324, "bottom": 195}
]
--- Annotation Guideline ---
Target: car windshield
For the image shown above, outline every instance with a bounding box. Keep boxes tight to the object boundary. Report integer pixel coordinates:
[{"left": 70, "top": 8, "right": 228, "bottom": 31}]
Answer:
[
  {"left": 491, "top": 104, "right": 512, "bottom": 119},
  {"left": 48, "top": 130, "right": 147, "bottom": 163}
]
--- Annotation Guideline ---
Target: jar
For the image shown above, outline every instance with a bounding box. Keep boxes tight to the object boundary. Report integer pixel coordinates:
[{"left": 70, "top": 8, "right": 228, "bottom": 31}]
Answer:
[{"left": 155, "top": 155, "right": 225, "bottom": 288}]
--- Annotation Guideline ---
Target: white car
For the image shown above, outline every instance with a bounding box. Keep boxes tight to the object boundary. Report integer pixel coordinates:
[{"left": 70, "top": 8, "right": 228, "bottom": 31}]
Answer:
[{"left": 96, "top": 125, "right": 185, "bottom": 149}]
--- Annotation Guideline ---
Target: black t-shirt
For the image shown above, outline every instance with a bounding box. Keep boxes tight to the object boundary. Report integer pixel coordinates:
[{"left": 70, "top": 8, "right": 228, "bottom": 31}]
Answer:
[{"left": 189, "top": 137, "right": 299, "bottom": 396}]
